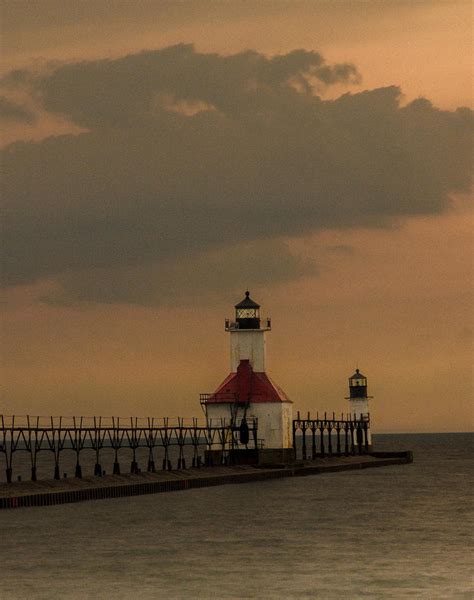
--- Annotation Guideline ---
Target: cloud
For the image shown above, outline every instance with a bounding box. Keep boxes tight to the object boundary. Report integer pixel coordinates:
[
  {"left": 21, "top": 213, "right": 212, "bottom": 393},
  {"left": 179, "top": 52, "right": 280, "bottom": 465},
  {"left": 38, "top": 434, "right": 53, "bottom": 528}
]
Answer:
[
  {"left": 324, "top": 245, "right": 355, "bottom": 255},
  {"left": 38, "top": 239, "right": 316, "bottom": 307},
  {"left": 1, "top": 45, "right": 472, "bottom": 304},
  {"left": 0, "top": 95, "right": 36, "bottom": 124},
  {"left": 34, "top": 45, "right": 360, "bottom": 128}
]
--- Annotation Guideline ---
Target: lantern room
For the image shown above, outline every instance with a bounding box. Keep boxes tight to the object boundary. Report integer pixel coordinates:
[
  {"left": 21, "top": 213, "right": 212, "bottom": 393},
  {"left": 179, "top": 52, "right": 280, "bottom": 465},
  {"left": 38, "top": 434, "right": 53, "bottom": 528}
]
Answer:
[
  {"left": 348, "top": 369, "right": 368, "bottom": 398},
  {"left": 234, "top": 291, "right": 261, "bottom": 329}
]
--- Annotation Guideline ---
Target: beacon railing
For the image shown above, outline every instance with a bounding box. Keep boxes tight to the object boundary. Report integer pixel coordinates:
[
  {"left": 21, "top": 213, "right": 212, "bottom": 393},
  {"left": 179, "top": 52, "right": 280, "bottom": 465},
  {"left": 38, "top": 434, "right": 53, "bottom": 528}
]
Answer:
[
  {"left": 0, "top": 415, "right": 258, "bottom": 483},
  {"left": 293, "top": 412, "right": 371, "bottom": 460}
]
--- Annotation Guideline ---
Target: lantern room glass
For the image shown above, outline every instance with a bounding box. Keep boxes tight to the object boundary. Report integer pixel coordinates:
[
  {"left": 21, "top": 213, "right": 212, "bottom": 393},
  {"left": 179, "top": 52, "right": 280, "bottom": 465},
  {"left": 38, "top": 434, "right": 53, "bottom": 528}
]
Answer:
[
  {"left": 350, "top": 378, "right": 366, "bottom": 387},
  {"left": 236, "top": 307, "right": 260, "bottom": 320}
]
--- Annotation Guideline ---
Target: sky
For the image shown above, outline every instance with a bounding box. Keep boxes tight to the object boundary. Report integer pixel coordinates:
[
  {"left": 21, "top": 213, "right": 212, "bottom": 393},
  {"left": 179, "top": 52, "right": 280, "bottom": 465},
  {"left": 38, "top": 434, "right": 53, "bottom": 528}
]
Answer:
[{"left": 1, "top": 0, "right": 472, "bottom": 432}]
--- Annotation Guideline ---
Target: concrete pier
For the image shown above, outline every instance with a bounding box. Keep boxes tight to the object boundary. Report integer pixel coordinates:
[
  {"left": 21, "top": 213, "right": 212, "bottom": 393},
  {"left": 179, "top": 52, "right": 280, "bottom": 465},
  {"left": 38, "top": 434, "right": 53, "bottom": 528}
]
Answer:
[{"left": 0, "top": 452, "right": 412, "bottom": 509}]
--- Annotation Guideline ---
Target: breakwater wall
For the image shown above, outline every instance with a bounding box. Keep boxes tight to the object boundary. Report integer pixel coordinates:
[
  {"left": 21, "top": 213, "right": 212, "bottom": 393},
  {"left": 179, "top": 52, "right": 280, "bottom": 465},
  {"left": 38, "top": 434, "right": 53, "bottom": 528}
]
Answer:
[{"left": 0, "top": 452, "right": 413, "bottom": 509}]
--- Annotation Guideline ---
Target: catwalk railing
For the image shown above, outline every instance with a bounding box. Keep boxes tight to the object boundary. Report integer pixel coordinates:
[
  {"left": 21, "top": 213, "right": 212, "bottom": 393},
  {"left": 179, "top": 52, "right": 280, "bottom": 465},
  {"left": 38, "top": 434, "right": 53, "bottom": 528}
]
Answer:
[
  {"left": 0, "top": 416, "right": 258, "bottom": 483},
  {"left": 293, "top": 412, "right": 371, "bottom": 459}
]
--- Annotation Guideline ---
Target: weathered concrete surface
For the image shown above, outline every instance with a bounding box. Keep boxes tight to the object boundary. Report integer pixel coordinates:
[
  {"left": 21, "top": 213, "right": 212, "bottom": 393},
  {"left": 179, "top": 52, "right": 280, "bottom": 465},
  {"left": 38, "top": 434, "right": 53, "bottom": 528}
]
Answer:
[{"left": 0, "top": 452, "right": 413, "bottom": 509}]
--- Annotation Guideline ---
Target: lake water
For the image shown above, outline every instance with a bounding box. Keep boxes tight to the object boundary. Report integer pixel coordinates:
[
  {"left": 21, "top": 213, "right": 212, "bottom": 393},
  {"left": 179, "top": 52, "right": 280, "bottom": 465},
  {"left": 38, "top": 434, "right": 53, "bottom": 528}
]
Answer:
[{"left": 1, "top": 433, "right": 472, "bottom": 599}]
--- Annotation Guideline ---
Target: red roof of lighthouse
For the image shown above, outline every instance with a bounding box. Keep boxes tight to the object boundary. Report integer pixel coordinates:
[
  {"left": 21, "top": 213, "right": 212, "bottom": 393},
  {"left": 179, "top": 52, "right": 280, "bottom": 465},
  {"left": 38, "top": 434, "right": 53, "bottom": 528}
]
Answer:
[{"left": 205, "top": 359, "right": 292, "bottom": 404}]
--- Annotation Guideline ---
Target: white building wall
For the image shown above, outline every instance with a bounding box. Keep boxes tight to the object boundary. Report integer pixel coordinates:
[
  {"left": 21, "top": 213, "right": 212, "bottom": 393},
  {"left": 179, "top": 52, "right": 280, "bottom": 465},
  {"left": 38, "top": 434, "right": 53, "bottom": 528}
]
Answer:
[
  {"left": 205, "top": 403, "right": 233, "bottom": 426},
  {"left": 247, "top": 403, "right": 292, "bottom": 449},
  {"left": 229, "top": 330, "right": 266, "bottom": 372},
  {"left": 206, "top": 401, "right": 293, "bottom": 449},
  {"left": 349, "top": 399, "right": 372, "bottom": 445}
]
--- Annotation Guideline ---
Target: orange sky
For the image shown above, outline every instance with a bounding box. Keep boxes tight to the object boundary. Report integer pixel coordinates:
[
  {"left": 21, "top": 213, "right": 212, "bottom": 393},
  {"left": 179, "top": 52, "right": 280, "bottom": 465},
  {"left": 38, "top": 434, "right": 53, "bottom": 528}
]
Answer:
[{"left": 1, "top": 1, "right": 472, "bottom": 432}]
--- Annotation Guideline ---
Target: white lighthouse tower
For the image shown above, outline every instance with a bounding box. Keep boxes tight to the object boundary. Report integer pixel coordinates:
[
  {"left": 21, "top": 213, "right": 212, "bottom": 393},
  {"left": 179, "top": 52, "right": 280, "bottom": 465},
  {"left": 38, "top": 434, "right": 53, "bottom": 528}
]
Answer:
[
  {"left": 203, "top": 292, "right": 293, "bottom": 464},
  {"left": 346, "top": 368, "right": 372, "bottom": 448}
]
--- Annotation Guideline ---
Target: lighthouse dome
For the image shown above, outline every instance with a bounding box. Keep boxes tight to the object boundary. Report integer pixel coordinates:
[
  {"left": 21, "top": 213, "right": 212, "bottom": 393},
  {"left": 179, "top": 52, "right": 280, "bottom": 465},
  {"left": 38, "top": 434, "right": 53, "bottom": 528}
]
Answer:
[
  {"left": 349, "top": 368, "right": 367, "bottom": 382},
  {"left": 235, "top": 291, "right": 260, "bottom": 310}
]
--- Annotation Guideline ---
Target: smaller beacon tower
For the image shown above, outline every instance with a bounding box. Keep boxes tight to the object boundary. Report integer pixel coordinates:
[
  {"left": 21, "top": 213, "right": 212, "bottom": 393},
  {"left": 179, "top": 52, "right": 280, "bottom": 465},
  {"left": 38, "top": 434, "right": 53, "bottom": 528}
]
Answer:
[{"left": 346, "top": 369, "right": 372, "bottom": 448}]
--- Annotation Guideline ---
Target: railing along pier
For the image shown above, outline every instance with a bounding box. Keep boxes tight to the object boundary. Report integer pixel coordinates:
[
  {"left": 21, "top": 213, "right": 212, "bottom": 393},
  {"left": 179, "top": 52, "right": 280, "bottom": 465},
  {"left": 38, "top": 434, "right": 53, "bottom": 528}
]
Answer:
[
  {"left": 293, "top": 411, "right": 370, "bottom": 460},
  {"left": 0, "top": 415, "right": 258, "bottom": 483}
]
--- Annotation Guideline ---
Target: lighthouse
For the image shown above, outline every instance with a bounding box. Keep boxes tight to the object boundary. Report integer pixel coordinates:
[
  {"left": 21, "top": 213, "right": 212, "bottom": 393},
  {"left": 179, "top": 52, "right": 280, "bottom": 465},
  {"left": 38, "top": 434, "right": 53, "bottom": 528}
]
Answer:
[
  {"left": 346, "top": 368, "right": 372, "bottom": 448},
  {"left": 202, "top": 292, "right": 293, "bottom": 464}
]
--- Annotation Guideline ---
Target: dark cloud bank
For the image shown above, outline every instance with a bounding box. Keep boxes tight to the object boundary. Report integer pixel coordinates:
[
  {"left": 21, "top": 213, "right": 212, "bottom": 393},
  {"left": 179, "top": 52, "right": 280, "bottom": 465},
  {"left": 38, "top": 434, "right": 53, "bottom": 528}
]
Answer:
[
  {"left": 0, "top": 96, "right": 35, "bottom": 124},
  {"left": 1, "top": 45, "right": 472, "bottom": 304}
]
